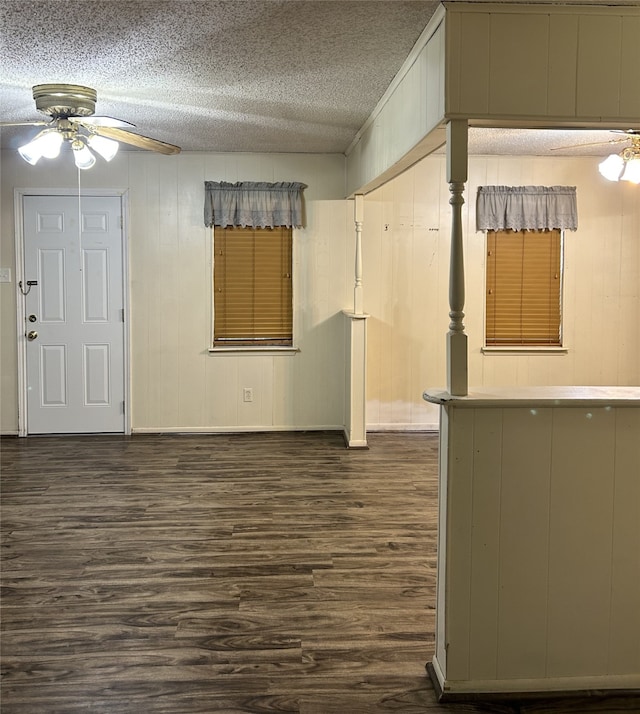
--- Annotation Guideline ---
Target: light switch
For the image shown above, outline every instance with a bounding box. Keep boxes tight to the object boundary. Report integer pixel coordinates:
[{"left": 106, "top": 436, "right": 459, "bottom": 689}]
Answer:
[{"left": 0, "top": 268, "right": 11, "bottom": 283}]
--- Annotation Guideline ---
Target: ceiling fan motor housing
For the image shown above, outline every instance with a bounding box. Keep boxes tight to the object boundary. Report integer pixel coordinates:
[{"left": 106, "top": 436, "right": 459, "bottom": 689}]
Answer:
[
  {"left": 622, "top": 137, "right": 640, "bottom": 161},
  {"left": 33, "top": 84, "right": 97, "bottom": 118}
]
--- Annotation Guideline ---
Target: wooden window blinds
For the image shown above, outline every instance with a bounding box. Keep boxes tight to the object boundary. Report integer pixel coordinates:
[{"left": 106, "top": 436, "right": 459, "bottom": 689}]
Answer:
[
  {"left": 486, "top": 229, "right": 562, "bottom": 346},
  {"left": 214, "top": 226, "right": 293, "bottom": 346}
]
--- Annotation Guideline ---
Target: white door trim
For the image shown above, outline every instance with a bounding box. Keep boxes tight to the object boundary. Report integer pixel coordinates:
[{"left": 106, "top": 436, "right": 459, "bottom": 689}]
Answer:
[{"left": 14, "top": 188, "right": 131, "bottom": 437}]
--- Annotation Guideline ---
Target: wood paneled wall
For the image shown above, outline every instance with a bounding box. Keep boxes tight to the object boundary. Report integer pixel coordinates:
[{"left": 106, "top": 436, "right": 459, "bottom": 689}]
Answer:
[
  {"left": 446, "top": 3, "right": 640, "bottom": 124},
  {"left": 346, "top": 12, "right": 446, "bottom": 197},
  {"left": 436, "top": 397, "right": 640, "bottom": 693},
  {"left": 346, "top": 3, "right": 640, "bottom": 199},
  {"left": 2, "top": 151, "right": 638, "bottom": 434},
  {"left": 363, "top": 154, "right": 640, "bottom": 431},
  {"left": 363, "top": 159, "right": 449, "bottom": 431},
  {"left": 128, "top": 153, "right": 351, "bottom": 432},
  {"left": 0, "top": 151, "right": 351, "bottom": 433}
]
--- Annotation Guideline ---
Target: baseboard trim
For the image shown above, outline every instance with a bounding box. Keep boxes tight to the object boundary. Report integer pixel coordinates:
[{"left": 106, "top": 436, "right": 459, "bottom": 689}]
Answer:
[
  {"left": 426, "top": 660, "right": 445, "bottom": 700},
  {"left": 367, "top": 423, "right": 439, "bottom": 432},
  {"left": 6, "top": 426, "right": 439, "bottom": 438},
  {"left": 132, "top": 425, "right": 439, "bottom": 436},
  {"left": 426, "top": 661, "right": 640, "bottom": 703},
  {"left": 342, "top": 429, "right": 369, "bottom": 449},
  {"left": 132, "top": 425, "right": 343, "bottom": 435}
]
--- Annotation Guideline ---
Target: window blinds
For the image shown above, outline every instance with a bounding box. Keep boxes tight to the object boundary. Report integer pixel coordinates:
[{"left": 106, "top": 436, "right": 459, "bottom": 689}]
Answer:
[
  {"left": 214, "top": 226, "right": 293, "bottom": 346},
  {"left": 486, "top": 230, "right": 562, "bottom": 346}
]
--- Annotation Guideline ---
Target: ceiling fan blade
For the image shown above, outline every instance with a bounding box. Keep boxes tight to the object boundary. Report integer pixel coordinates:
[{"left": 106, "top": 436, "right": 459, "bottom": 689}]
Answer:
[
  {"left": 72, "top": 116, "right": 136, "bottom": 129},
  {"left": 90, "top": 125, "right": 181, "bottom": 155},
  {"left": 0, "top": 120, "right": 50, "bottom": 127}
]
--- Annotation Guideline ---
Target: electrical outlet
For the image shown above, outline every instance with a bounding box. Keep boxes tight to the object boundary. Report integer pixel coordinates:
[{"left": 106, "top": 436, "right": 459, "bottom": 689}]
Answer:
[
  {"left": 0, "top": 268, "right": 11, "bottom": 283},
  {"left": 243, "top": 387, "right": 253, "bottom": 403}
]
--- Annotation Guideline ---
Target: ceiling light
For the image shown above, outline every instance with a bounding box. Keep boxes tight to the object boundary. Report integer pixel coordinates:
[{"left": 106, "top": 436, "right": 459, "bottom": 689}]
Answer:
[
  {"left": 598, "top": 153, "right": 624, "bottom": 181},
  {"left": 620, "top": 157, "right": 640, "bottom": 184},
  {"left": 11, "top": 84, "right": 181, "bottom": 167},
  {"left": 72, "top": 140, "right": 96, "bottom": 170},
  {"left": 18, "top": 136, "right": 46, "bottom": 165},
  {"left": 18, "top": 130, "right": 63, "bottom": 165},
  {"left": 598, "top": 137, "right": 640, "bottom": 184},
  {"left": 17, "top": 118, "right": 120, "bottom": 169},
  {"left": 87, "top": 134, "right": 119, "bottom": 161},
  {"left": 38, "top": 130, "right": 64, "bottom": 158}
]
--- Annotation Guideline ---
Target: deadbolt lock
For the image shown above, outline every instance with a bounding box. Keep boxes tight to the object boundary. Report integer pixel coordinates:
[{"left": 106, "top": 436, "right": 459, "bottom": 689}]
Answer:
[{"left": 28, "top": 314, "right": 37, "bottom": 323}]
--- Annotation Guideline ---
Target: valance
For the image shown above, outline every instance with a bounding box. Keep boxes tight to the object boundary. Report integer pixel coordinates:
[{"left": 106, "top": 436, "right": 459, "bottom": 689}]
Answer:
[
  {"left": 204, "top": 181, "right": 307, "bottom": 229},
  {"left": 476, "top": 185, "right": 577, "bottom": 232}
]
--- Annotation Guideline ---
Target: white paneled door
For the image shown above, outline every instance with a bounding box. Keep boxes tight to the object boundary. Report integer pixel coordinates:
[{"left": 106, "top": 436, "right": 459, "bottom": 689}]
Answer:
[{"left": 23, "top": 195, "right": 125, "bottom": 434}]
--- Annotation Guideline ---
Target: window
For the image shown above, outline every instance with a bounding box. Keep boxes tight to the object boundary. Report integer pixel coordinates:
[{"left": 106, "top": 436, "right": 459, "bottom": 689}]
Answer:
[
  {"left": 213, "top": 226, "right": 293, "bottom": 347},
  {"left": 485, "top": 229, "right": 562, "bottom": 347}
]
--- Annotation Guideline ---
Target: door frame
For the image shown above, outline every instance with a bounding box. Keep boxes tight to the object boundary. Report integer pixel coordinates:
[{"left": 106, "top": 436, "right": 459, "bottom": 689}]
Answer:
[{"left": 14, "top": 188, "right": 131, "bottom": 437}]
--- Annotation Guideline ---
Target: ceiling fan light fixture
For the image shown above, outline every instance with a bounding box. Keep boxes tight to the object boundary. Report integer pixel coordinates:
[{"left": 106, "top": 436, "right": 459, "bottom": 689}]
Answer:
[
  {"left": 598, "top": 153, "right": 625, "bottom": 181},
  {"left": 18, "top": 129, "right": 63, "bottom": 165},
  {"left": 9, "top": 84, "right": 181, "bottom": 165},
  {"left": 87, "top": 134, "right": 119, "bottom": 161},
  {"left": 39, "top": 130, "right": 64, "bottom": 159},
  {"left": 18, "top": 138, "right": 45, "bottom": 165},
  {"left": 72, "top": 140, "right": 96, "bottom": 170},
  {"left": 598, "top": 136, "right": 640, "bottom": 184},
  {"left": 620, "top": 157, "right": 640, "bottom": 184}
]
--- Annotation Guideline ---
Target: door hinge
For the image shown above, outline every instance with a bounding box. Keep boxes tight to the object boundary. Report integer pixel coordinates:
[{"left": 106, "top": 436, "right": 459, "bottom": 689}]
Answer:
[
  {"left": 121, "top": 401, "right": 125, "bottom": 414},
  {"left": 120, "top": 308, "right": 125, "bottom": 322},
  {"left": 119, "top": 215, "right": 123, "bottom": 229}
]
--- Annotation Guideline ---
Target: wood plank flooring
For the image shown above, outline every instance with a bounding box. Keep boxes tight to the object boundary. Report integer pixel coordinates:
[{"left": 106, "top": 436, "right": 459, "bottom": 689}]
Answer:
[{"left": 1, "top": 431, "right": 638, "bottom": 713}]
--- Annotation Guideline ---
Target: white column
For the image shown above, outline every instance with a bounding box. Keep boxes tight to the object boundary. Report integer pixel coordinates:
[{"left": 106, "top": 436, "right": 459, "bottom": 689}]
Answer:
[
  {"left": 354, "top": 194, "right": 364, "bottom": 314},
  {"left": 343, "top": 194, "right": 368, "bottom": 447},
  {"left": 445, "top": 120, "right": 468, "bottom": 397},
  {"left": 342, "top": 311, "right": 368, "bottom": 448}
]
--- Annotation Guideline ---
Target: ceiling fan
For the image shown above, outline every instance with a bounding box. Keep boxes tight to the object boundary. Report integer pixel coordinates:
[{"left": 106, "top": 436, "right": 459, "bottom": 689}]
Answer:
[
  {"left": 551, "top": 129, "right": 640, "bottom": 184},
  {"left": 550, "top": 128, "right": 640, "bottom": 152},
  {"left": 1, "top": 84, "right": 181, "bottom": 168}
]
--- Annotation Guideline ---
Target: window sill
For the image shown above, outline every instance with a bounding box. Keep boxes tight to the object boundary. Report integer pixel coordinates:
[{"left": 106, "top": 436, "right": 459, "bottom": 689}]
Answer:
[
  {"left": 482, "top": 346, "right": 568, "bottom": 355},
  {"left": 208, "top": 346, "right": 299, "bottom": 356}
]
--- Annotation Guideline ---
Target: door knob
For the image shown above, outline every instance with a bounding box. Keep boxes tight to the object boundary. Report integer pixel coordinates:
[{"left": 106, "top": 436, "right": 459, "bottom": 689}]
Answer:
[{"left": 27, "top": 330, "right": 38, "bottom": 341}]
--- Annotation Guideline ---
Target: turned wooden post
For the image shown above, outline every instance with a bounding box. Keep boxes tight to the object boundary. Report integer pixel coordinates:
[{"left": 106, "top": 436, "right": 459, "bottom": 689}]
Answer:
[
  {"left": 343, "top": 194, "right": 368, "bottom": 448},
  {"left": 354, "top": 194, "right": 364, "bottom": 314},
  {"left": 446, "top": 121, "right": 468, "bottom": 396}
]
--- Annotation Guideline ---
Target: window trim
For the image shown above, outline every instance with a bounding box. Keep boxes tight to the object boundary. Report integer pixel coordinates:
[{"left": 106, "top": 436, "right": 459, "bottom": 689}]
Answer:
[
  {"left": 483, "top": 228, "right": 566, "bottom": 350},
  {"left": 481, "top": 346, "right": 569, "bottom": 355},
  {"left": 208, "top": 345, "right": 299, "bottom": 355}
]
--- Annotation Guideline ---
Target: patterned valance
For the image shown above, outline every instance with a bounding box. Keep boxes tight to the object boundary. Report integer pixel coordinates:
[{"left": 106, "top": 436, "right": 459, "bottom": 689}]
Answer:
[
  {"left": 476, "top": 185, "right": 578, "bottom": 232},
  {"left": 204, "top": 181, "right": 307, "bottom": 229}
]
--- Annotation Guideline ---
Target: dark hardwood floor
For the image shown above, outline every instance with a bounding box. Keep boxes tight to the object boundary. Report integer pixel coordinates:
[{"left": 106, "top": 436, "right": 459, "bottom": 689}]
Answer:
[{"left": 1, "top": 431, "right": 638, "bottom": 713}]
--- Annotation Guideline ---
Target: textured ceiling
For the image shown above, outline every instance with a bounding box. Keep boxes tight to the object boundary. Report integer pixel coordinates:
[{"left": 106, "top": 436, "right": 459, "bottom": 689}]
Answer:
[
  {"left": 1, "top": 0, "right": 638, "bottom": 157},
  {"left": 0, "top": 0, "right": 440, "bottom": 153}
]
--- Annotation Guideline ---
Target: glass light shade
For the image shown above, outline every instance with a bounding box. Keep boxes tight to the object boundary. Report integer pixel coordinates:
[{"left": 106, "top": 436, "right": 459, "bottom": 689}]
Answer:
[
  {"left": 18, "top": 140, "right": 44, "bottom": 165},
  {"left": 87, "top": 134, "right": 119, "bottom": 161},
  {"left": 598, "top": 153, "right": 625, "bottom": 181},
  {"left": 72, "top": 141, "right": 96, "bottom": 170},
  {"left": 38, "top": 130, "right": 63, "bottom": 159},
  {"left": 620, "top": 157, "right": 640, "bottom": 184},
  {"left": 18, "top": 130, "right": 60, "bottom": 165}
]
